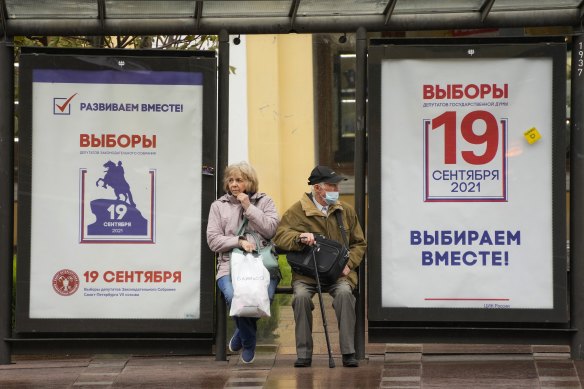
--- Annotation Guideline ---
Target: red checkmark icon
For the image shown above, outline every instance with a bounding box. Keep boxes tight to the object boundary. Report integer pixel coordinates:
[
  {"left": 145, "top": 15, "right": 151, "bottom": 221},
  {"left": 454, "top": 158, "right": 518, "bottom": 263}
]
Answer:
[{"left": 56, "top": 93, "right": 78, "bottom": 112}]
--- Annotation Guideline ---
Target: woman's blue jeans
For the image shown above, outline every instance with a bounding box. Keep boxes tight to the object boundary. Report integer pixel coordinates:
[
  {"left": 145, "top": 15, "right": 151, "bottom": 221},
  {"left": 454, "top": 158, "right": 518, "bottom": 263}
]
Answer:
[{"left": 217, "top": 275, "right": 278, "bottom": 350}]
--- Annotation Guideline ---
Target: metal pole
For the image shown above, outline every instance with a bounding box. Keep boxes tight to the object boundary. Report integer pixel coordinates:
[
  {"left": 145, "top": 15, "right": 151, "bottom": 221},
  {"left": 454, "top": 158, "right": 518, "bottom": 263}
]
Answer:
[
  {"left": 215, "top": 29, "right": 230, "bottom": 362},
  {"left": 354, "top": 26, "right": 367, "bottom": 360},
  {"left": 570, "top": 33, "right": 584, "bottom": 360},
  {"left": 0, "top": 38, "right": 14, "bottom": 364}
]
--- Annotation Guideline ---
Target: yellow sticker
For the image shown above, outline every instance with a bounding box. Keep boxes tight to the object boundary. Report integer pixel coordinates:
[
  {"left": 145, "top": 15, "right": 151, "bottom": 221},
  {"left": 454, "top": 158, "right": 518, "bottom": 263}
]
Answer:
[{"left": 523, "top": 127, "right": 541, "bottom": 144}]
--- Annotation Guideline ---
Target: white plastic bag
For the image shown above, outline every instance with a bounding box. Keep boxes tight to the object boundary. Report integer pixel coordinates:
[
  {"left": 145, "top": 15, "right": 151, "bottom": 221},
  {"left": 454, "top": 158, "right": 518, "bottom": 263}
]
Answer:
[{"left": 229, "top": 249, "right": 271, "bottom": 318}]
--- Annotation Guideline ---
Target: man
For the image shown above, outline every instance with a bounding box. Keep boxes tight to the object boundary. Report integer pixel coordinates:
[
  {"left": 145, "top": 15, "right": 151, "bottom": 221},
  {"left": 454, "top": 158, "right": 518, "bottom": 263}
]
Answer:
[{"left": 273, "top": 165, "right": 367, "bottom": 368}]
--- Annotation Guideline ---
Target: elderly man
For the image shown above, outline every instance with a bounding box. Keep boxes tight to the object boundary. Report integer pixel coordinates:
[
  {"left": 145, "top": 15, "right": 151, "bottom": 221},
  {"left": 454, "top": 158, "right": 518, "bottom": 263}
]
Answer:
[{"left": 273, "top": 165, "right": 367, "bottom": 368}]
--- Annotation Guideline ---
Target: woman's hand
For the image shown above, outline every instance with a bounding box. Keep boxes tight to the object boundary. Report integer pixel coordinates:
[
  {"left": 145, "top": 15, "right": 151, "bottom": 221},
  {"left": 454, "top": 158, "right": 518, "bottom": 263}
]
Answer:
[
  {"left": 239, "top": 239, "right": 256, "bottom": 252},
  {"left": 236, "top": 193, "right": 251, "bottom": 210}
]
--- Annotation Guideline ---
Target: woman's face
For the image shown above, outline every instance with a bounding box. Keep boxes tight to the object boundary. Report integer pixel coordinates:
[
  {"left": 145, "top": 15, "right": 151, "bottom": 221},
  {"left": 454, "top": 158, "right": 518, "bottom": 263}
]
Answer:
[{"left": 227, "top": 172, "right": 247, "bottom": 196}]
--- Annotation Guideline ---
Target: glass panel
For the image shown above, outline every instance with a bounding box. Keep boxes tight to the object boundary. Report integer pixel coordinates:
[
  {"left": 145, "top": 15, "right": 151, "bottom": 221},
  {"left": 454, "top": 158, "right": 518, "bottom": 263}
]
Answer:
[
  {"left": 298, "top": 0, "right": 389, "bottom": 15},
  {"left": 106, "top": 0, "right": 196, "bottom": 18},
  {"left": 394, "top": 0, "right": 484, "bottom": 13},
  {"left": 203, "top": 1, "right": 292, "bottom": 17},
  {"left": 339, "top": 54, "right": 356, "bottom": 139},
  {"left": 492, "top": 0, "right": 582, "bottom": 10},
  {"left": 314, "top": 33, "right": 358, "bottom": 172},
  {"left": 5, "top": 0, "right": 96, "bottom": 18}
]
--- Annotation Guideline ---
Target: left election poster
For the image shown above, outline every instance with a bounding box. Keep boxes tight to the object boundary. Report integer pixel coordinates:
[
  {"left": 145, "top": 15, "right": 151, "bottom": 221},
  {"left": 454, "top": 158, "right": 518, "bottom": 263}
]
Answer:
[{"left": 15, "top": 50, "right": 217, "bottom": 333}]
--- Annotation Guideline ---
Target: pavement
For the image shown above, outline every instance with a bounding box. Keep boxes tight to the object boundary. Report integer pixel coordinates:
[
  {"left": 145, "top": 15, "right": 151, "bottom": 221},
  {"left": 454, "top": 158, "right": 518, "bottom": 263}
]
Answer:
[{"left": 2, "top": 295, "right": 584, "bottom": 388}]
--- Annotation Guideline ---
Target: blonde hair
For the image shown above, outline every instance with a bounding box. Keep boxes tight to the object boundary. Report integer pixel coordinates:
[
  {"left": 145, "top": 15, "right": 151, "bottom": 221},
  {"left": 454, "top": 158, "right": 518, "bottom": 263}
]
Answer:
[{"left": 223, "top": 161, "right": 259, "bottom": 194}]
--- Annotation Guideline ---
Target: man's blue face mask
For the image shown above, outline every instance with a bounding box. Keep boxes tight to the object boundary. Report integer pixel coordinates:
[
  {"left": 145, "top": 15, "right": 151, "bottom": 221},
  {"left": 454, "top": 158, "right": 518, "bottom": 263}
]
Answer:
[{"left": 324, "top": 191, "right": 339, "bottom": 205}]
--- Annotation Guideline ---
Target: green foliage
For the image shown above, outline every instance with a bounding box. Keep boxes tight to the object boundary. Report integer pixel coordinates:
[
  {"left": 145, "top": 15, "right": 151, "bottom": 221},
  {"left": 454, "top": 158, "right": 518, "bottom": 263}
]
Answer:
[
  {"left": 256, "top": 299, "right": 280, "bottom": 340},
  {"left": 275, "top": 255, "right": 292, "bottom": 306},
  {"left": 12, "top": 35, "right": 218, "bottom": 51},
  {"left": 256, "top": 255, "right": 292, "bottom": 340}
]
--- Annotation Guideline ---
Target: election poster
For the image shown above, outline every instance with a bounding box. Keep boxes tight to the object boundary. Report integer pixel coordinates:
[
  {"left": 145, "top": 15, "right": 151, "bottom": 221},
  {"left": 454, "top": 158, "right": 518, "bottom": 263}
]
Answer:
[
  {"left": 368, "top": 42, "right": 567, "bottom": 322},
  {"left": 16, "top": 51, "right": 216, "bottom": 333}
]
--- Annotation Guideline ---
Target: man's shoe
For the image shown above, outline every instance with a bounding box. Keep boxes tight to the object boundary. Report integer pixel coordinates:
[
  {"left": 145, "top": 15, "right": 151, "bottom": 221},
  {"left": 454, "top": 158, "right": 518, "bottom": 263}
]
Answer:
[
  {"left": 294, "top": 358, "right": 312, "bottom": 367},
  {"left": 342, "top": 353, "right": 359, "bottom": 367},
  {"left": 241, "top": 347, "right": 255, "bottom": 364},
  {"left": 228, "top": 329, "right": 242, "bottom": 353}
]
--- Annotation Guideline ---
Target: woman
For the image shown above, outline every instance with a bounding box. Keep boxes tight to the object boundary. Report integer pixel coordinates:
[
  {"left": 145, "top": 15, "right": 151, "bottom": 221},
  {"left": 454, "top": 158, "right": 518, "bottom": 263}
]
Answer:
[{"left": 206, "top": 162, "right": 280, "bottom": 364}]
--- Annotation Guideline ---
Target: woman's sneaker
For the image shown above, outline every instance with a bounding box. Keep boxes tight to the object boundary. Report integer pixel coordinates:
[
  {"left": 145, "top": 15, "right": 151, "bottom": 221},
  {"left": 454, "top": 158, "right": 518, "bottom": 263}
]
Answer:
[
  {"left": 229, "top": 329, "right": 242, "bottom": 353},
  {"left": 241, "top": 347, "right": 255, "bottom": 364}
]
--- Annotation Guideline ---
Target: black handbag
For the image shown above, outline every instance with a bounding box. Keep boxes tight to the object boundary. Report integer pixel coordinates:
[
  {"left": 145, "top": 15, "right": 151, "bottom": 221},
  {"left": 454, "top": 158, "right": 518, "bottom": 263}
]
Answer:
[{"left": 285, "top": 211, "right": 350, "bottom": 285}]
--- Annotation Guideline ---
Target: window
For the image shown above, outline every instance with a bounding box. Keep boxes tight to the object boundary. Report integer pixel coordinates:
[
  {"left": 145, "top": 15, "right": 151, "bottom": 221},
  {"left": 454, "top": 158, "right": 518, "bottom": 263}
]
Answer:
[{"left": 314, "top": 33, "right": 356, "bottom": 175}]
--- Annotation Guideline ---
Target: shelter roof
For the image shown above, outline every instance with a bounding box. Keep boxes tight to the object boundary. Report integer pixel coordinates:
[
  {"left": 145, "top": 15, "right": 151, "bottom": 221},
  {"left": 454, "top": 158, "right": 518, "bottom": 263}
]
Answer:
[{"left": 1, "top": 0, "right": 583, "bottom": 36}]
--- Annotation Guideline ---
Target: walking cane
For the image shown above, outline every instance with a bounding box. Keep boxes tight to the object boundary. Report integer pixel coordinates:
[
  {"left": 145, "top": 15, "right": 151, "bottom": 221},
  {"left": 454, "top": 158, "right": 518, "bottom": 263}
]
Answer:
[{"left": 311, "top": 243, "right": 336, "bottom": 368}]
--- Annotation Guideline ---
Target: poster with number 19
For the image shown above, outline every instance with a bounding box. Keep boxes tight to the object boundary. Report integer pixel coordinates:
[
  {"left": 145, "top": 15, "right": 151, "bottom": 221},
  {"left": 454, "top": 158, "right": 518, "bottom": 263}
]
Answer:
[{"left": 369, "top": 42, "right": 567, "bottom": 322}]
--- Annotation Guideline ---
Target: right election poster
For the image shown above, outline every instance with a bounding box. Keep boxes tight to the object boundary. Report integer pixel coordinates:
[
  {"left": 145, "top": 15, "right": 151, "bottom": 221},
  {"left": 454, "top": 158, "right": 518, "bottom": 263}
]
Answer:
[{"left": 368, "top": 41, "right": 567, "bottom": 323}]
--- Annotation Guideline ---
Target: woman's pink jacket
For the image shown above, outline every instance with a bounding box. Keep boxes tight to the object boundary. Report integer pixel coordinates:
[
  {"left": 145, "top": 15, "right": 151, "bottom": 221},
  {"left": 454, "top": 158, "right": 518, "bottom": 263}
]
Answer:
[{"left": 206, "top": 192, "right": 279, "bottom": 280}]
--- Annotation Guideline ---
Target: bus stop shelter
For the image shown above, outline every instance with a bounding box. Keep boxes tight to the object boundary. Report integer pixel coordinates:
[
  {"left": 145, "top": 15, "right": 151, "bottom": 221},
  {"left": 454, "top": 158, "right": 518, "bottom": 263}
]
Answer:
[{"left": 2, "top": 0, "right": 584, "bottom": 364}]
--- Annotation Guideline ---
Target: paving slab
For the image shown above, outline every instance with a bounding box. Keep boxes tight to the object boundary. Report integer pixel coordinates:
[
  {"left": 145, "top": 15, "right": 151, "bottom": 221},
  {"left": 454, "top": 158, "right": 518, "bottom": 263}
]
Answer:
[{"left": 1, "top": 302, "right": 584, "bottom": 388}]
